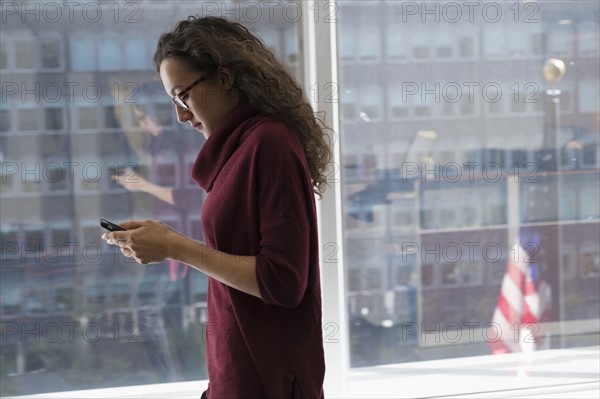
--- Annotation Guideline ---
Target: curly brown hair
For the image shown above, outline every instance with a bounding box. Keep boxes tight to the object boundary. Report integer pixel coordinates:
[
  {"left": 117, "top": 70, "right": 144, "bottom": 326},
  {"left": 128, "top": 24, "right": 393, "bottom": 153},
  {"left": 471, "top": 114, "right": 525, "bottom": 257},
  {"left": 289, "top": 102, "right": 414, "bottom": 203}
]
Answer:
[{"left": 153, "top": 16, "right": 333, "bottom": 196}]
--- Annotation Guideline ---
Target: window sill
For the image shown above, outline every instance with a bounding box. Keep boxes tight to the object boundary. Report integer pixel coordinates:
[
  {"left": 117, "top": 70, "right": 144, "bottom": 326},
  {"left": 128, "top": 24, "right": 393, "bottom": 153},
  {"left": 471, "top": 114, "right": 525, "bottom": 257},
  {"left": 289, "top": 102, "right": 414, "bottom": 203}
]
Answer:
[{"left": 5, "top": 346, "right": 599, "bottom": 398}]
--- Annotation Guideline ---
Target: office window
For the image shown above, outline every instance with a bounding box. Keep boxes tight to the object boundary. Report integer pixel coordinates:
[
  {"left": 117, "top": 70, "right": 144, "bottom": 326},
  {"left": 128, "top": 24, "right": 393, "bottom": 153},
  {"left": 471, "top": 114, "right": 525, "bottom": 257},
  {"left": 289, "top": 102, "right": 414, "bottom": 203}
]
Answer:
[
  {"left": 98, "top": 36, "right": 122, "bottom": 71},
  {"left": 339, "top": 24, "right": 356, "bottom": 61},
  {"left": 358, "top": 25, "right": 381, "bottom": 61},
  {"left": 508, "top": 26, "right": 529, "bottom": 57},
  {"left": 392, "top": 200, "right": 414, "bottom": 227},
  {"left": 558, "top": 85, "right": 573, "bottom": 113},
  {"left": 386, "top": 27, "right": 407, "bottom": 61},
  {"left": 124, "top": 36, "right": 148, "bottom": 71},
  {"left": 581, "top": 187, "right": 600, "bottom": 219},
  {"left": 104, "top": 105, "right": 121, "bottom": 129},
  {"left": 484, "top": 26, "right": 505, "bottom": 57},
  {"left": 14, "top": 35, "right": 35, "bottom": 69},
  {"left": 581, "top": 252, "right": 600, "bottom": 277},
  {"left": 26, "top": 289, "right": 48, "bottom": 313},
  {"left": 0, "top": 274, "right": 22, "bottom": 314},
  {"left": 487, "top": 84, "right": 506, "bottom": 114},
  {"left": 388, "top": 82, "right": 408, "bottom": 119},
  {"left": 85, "top": 284, "right": 106, "bottom": 309},
  {"left": 55, "top": 287, "right": 75, "bottom": 311},
  {"left": 339, "top": 0, "right": 600, "bottom": 374},
  {"left": 0, "top": 109, "right": 10, "bottom": 132},
  {"left": 457, "top": 26, "right": 478, "bottom": 59},
  {"left": 45, "top": 108, "right": 65, "bottom": 131},
  {"left": 0, "top": 39, "right": 7, "bottom": 69},
  {"left": 435, "top": 33, "right": 453, "bottom": 59},
  {"left": 579, "top": 79, "right": 599, "bottom": 113},
  {"left": 531, "top": 31, "right": 546, "bottom": 55},
  {"left": 41, "top": 37, "right": 62, "bottom": 69},
  {"left": 77, "top": 106, "right": 98, "bottom": 129},
  {"left": 2, "top": 1, "right": 599, "bottom": 397},
  {"left": 359, "top": 85, "right": 382, "bottom": 121},
  {"left": 70, "top": 36, "right": 96, "bottom": 70},
  {"left": 284, "top": 27, "right": 298, "bottom": 64},
  {"left": 341, "top": 88, "right": 358, "bottom": 120},
  {"left": 421, "top": 263, "right": 434, "bottom": 286},
  {"left": 18, "top": 108, "right": 38, "bottom": 132},
  {"left": 579, "top": 21, "right": 599, "bottom": 54},
  {"left": 0, "top": 3, "right": 303, "bottom": 395},
  {"left": 549, "top": 22, "right": 573, "bottom": 55},
  {"left": 411, "top": 26, "right": 431, "bottom": 59},
  {"left": 259, "top": 30, "right": 279, "bottom": 55}
]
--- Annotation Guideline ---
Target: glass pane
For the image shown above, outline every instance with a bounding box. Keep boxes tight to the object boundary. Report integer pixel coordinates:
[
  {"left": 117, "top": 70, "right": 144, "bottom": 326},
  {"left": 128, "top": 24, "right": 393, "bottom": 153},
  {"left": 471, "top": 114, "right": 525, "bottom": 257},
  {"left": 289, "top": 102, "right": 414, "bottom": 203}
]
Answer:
[
  {"left": 124, "top": 36, "right": 149, "bottom": 70},
  {"left": 70, "top": 36, "right": 96, "bottom": 70},
  {"left": 0, "top": 40, "right": 7, "bottom": 69},
  {"left": 18, "top": 109, "right": 38, "bottom": 131},
  {"left": 0, "top": 2, "right": 302, "bottom": 396},
  {"left": 0, "top": 109, "right": 10, "bottom": 132},
  {"left": 15, "top": 37, "right": 35, "bottom": 69},
  {"left": 98, "top": 37, "right": 122, "bottom": 71},
  {"left": 339, "top": 0, "right": 600, "bottom": 372},
  {"left": 41, "top": 38, "right": 61, "bottom": 69}
]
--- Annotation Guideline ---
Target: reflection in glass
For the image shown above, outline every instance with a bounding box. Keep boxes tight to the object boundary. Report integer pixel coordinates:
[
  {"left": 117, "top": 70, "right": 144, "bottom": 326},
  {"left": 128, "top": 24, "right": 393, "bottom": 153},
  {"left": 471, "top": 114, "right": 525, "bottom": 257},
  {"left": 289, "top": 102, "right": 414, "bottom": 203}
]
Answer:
[
  {"left": 339, "top": 0, "right": 599, "bottom": 369},
  {"left": 0, "top": 2, "right": 303, "bottom": 395}
]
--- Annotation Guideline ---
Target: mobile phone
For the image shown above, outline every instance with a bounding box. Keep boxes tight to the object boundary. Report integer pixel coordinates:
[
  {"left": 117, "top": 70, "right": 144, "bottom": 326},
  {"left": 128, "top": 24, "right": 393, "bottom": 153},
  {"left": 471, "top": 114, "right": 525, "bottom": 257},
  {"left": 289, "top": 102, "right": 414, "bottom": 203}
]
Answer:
[{"left": 99, "top": 218, "right": 126, "bottom": 232}]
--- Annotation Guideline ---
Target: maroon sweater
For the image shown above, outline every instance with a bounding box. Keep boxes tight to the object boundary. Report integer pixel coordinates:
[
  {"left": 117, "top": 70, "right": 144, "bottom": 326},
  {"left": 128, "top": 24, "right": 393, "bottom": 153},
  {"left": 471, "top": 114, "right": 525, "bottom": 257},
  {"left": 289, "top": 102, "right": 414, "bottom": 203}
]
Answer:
[{"left": 192, "top": 98, "right": 325, "bottom": 398}]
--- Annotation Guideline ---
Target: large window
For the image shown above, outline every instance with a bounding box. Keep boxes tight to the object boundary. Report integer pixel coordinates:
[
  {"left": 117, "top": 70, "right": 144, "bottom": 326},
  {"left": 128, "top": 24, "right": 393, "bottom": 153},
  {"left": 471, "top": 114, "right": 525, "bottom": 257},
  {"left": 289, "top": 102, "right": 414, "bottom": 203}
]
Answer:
[
  {"left": 1, "top": 0, "right": 599, "bottom": 397},
  {"left": 338, "top": 0, "right": 599, "bottom": 369},
  {"left": 0, "top": 1, "right": 301, "bottom": 396}
]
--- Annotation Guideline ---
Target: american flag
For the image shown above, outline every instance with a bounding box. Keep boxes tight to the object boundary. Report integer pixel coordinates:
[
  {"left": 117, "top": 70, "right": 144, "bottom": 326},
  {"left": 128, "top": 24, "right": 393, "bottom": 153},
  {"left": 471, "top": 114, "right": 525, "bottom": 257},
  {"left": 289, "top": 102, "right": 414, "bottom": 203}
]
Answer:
[{"left": 490, "top": 231, "right": 552, "bottom": 354}]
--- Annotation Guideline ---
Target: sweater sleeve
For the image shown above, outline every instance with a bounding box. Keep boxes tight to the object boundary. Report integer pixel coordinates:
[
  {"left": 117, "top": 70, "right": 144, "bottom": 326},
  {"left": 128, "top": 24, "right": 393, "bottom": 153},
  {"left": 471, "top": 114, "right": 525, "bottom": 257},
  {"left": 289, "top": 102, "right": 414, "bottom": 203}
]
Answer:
[{"left": 253, "top": 125, "right": 313, "bottom": 308}]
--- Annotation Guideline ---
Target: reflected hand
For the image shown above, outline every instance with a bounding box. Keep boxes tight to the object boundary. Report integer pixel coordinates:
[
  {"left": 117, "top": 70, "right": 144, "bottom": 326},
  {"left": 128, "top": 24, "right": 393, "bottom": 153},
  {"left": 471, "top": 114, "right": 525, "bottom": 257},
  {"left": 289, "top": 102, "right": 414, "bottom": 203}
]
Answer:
[{"left": 112, "top": 169, "right": 150, "bottom": 192}]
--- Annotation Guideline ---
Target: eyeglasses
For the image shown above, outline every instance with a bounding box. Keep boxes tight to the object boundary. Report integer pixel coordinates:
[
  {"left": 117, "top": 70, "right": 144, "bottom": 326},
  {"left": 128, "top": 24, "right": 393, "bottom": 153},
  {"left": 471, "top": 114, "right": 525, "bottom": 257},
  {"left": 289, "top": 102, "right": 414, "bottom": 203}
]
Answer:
[{"left": 171, "top": 75, "right": 207, "bottom": 110}]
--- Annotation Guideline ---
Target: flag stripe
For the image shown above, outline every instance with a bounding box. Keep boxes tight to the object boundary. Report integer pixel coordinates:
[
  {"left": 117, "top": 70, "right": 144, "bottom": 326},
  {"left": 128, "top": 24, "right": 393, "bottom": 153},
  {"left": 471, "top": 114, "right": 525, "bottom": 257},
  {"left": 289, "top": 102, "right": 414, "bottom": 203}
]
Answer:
[{"left": 490, "top": 239, "right": 552, "bottom": 354}]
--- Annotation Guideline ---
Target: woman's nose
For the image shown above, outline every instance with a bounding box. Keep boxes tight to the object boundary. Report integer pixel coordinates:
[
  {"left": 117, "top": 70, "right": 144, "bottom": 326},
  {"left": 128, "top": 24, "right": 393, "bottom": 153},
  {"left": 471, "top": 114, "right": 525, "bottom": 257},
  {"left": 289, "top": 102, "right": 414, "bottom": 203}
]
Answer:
[{"left": 175, "top": 106, "right": 190, "bottom": 124}]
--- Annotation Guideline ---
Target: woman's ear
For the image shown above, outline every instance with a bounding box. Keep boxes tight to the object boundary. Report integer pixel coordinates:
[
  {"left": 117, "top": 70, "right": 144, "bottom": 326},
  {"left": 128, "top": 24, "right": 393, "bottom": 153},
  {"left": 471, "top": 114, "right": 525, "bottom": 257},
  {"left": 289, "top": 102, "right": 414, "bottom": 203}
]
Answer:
[{"left": 218, "top": 67, "right": 235, "bottom": 90}]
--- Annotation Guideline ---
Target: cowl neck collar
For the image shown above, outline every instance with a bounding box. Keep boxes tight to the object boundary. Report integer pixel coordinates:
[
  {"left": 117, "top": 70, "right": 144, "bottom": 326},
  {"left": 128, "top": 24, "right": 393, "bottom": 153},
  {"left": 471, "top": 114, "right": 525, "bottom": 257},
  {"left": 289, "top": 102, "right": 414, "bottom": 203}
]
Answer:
[{"left": 191, "top": 97, "right": 265, "bottom": 192}]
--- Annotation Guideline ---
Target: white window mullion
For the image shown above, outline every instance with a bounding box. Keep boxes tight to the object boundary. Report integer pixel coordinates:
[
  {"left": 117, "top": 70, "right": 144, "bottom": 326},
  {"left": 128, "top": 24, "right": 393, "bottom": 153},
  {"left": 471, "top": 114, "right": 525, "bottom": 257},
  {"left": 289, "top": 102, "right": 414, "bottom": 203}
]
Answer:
[{"left": 300, "top": 1, "right": 348, "bottom": 397}]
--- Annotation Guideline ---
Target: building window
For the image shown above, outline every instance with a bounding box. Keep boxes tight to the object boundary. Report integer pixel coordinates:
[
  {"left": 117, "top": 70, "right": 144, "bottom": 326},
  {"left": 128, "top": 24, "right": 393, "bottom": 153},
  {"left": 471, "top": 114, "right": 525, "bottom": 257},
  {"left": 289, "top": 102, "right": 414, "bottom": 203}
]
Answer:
[
  {"left": 71, "top": 36, "right": 96, "bottom": 70},
  {"left": 339, "top": 24, "right": 356, "bottom": 61},
  {"left": 98, "top": 36, "right": 122, "bottom": 71},
  {"left": 0, "top": 39, "right": 7, "bottom": 69},
  {"left": 41, "top": 37, "right": 62, "bottom": 69},
  {"left": 549, "top": 23, "right": 573, "bottom": 55},
  {"left": 124, "top": 36, "right": 148, "bottom": 70},
  {"left": 411, "top": 27, "right": 431, "bottom": 59},
  {"left": 484, "top": 26, "right": 505, "bottom": 58},
  {"left": 77, "top": 107, "right": 99, "bottom": 129},
  {"left": 14, "top": 35, "right": 35, "bottom": 69},
  {"left": 0, "top": 109, "right": 11, "bottom": 132},
  {"left": 285, "top": 27, "right": 298, "bottom": 64},
  {"left": 579, "top": 21, "right": 599, "bottom": 54},
  {"left": 386, "top": 27, "right": 406, "bottom": 61},
  {"left": 45, "top": 108, "right": 64, "bottom": 131},
  {"left": 18, "top": 109, "right": 38, "bottom": 132},
  {"left": 358, "top": 25, "right": 381, "bottom": 62},
  {"left": 359, "top": 85, "right": 382, "bottom": 121},
  {"left": 579, "top": 79, "right": 599, "bottom": 113}
]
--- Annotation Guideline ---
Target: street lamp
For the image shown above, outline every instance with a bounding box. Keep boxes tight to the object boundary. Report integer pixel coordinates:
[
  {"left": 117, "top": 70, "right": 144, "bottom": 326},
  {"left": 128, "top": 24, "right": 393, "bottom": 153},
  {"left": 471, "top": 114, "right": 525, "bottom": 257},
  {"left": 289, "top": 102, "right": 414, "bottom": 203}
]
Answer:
[
  {"left": 542, "top": 58, "right": 566, "bottom": 152},
  {"left": 542, "top": 57, "right": 567, "bottom": 348}
]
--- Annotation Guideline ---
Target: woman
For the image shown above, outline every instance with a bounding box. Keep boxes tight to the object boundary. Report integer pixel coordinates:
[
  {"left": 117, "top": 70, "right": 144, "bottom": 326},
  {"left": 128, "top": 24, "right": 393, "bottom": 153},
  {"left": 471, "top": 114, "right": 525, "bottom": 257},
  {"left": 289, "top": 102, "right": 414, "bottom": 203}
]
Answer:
[{"left": 102, "top": 16, "right": 332, "bottom": 398}]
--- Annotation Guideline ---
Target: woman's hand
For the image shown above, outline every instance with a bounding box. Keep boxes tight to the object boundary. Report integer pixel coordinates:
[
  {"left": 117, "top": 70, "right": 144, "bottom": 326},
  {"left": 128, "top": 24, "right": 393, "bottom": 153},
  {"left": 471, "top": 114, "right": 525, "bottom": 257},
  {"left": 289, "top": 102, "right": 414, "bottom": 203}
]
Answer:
[
  {"left": 102, "top": 220, "right": 179, "bottom": 264},
  {"left": 103, "top": 220, "right": 262, "bottom": 298}
]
